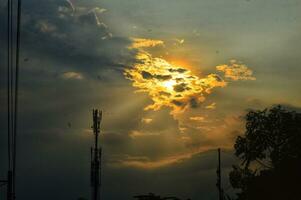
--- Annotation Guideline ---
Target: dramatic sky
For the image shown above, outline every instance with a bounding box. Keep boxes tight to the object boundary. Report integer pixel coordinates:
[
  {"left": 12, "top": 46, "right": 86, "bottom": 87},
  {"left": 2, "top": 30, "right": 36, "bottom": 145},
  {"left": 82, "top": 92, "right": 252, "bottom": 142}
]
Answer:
[{"left": 0, "top": 0, "right": 301, "bottom": 199}]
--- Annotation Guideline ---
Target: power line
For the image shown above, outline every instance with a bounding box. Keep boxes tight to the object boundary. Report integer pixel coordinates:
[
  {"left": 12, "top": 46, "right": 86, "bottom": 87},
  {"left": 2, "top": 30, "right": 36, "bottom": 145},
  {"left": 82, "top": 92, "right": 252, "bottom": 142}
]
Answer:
[
  {"left": 7, "top": 0, "right": 11, "bottom": 171},
  {"left": 4, "top": 0, "right": 22, "bottom": 199},
  {"left": 6, "top": 0, "right": 14, "bottom": 198},
  {"left": 13, "top": 0, "right": 22, "bottom": 195},
  {"left": 10, "top": 0, "right": 14, "bottom": 155}
]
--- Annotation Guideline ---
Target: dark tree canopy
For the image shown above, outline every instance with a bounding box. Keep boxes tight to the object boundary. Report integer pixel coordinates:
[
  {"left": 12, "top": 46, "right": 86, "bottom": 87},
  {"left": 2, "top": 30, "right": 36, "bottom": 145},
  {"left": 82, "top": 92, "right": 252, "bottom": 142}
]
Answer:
[{"left": 229, "top": 105, "right": 301, "bottom": 200}]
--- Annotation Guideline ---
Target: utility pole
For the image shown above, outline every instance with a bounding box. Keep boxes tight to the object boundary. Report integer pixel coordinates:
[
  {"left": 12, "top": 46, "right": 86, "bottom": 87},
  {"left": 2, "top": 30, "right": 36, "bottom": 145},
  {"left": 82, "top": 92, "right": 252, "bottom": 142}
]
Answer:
[
  {"left": 90, "top": 109, "right": 102, "bottom": 200},
  {"left": 216, "top": 148, "right": 223, "bottom": 200},
  {"left": 0, "top": 171, "right": 13, "bottom": 200},
  {"left": 2, "top": 0, "right": 22, "bottom": 199},
  {"left": 7, "top": 171, "right": 13, "bottom": 200}
]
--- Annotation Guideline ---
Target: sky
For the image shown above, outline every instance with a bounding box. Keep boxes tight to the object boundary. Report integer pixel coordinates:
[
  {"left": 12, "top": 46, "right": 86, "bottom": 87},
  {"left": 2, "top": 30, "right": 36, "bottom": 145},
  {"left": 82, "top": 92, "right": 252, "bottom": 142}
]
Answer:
[{"left": 0, "top": 0, "right": 301, "bottom": 199}]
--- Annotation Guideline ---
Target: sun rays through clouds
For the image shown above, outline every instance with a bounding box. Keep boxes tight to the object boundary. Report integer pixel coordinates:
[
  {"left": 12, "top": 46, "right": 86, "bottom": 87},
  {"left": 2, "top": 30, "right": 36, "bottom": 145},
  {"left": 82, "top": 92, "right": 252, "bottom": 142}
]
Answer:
[
  {"left": 124, "top": 51, "right": 227, "bottom": 116},
  {"left": 124, "top": 38, "right": 256, "bottom": 118}
]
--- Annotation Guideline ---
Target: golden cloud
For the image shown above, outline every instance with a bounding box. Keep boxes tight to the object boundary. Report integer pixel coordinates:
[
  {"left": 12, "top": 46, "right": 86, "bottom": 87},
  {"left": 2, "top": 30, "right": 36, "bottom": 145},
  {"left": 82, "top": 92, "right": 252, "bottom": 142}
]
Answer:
[
  {"left": 61, "top": 71, "right": 83, "bottom": 80},
  {"left": 129, "top": 130, "right": 159, "bottom": 139},
  {"left": 122, "top": 38, "right": 256, "bottom": 165},
  {"left": 108, "top": 151, "right": 202, "bottom": 169},
  {"left": 141, "top": 118, "right": 153, "bottom": 124},
  {"left": 216, "top": 59, "right": 256, "bottom": 81},
  {"left": 124, "top": 51, "right": 227, "bottom": 116},
  {"left": 189, "top": 116, "right": 205, "bottom": 121},
  {"left": 130, "top": 38, "right": 164, "bottom": 49},
  {"left": 173, "top": 38, "right": 185, "bottom": 45},
  {"left": 205, "top": 102, "right": 216, "bottom": 109}
]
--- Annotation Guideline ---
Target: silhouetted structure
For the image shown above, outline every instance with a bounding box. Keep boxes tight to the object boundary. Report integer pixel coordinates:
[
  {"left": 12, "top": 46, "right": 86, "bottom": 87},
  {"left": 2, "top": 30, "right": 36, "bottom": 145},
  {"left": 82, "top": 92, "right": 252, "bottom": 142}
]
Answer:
[
  {"left": 216, "top": 148, "right": 224, "bottom": 200},
  {"left": 1, "top": 0, "right": 22, "bottom": 199},
  {"left": 229, "top": 105, "right": 301, "bottom": 200},
  {"left": 90, "top": 109, "right": 102, "bottom": 200}
]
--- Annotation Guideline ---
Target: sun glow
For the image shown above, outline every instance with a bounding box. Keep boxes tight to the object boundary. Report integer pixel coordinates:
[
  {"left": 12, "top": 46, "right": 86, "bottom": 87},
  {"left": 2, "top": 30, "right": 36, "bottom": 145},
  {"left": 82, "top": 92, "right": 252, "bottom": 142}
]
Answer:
[
  {"left": 124, "top": 52, "right": 227, "bottom": 115},
  {"left": 125, "top": 38, "right": 255, "bottom": 117},
  {"left": 162, "top": 79, "right": 177, "bottom": 91}
]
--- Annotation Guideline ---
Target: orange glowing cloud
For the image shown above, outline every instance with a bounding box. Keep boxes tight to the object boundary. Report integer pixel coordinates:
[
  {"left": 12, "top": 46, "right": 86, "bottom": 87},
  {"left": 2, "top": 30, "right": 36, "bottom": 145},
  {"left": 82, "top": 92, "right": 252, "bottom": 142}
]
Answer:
[
  {"left": 216, "top": 59, "right": 256, "bottom": 81},
  {"left": 189, "top": 116, "right": 205, "bottom": 121},
  {"left": 125, "top": 38, "right": 256, "bottom": 118},
  {"left": 124, "top": 51, "right": 227, "bottom": 116},
  {"left": 61, "top": 71, "right": 83, "bottom": 80},
  {"left": 108, "top": 150, "right": 207, "bottom": 169},
  {"left": 141, "top": 118, "right": 153, "bottom": 124},
  {"left": 130, "top": 38, "right": 164, "bottom": 49}
]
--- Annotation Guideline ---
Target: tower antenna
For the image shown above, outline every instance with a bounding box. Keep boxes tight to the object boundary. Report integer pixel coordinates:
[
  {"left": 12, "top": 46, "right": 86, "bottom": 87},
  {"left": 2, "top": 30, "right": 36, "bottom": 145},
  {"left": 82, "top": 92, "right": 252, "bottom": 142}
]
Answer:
[
  {"left": 90, "top": 109, "right": 102, "bottom": 200},
  {"left": 216, "top": 148, "right": 224, "bottom": 200}
]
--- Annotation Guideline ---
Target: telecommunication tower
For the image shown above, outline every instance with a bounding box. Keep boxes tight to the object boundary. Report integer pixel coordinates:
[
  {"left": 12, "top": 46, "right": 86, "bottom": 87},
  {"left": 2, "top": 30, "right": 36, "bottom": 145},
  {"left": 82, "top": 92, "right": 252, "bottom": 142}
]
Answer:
[{"left": 90, "top": 109, "right": 102, "bottom": 200}]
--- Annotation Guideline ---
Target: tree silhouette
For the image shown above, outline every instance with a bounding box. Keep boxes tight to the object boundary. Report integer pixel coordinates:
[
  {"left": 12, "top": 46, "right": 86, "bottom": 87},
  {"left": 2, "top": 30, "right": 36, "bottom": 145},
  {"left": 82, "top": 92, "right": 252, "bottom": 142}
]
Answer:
[{"left": 229, "top": 105, "right": 301, "bottom": 200}]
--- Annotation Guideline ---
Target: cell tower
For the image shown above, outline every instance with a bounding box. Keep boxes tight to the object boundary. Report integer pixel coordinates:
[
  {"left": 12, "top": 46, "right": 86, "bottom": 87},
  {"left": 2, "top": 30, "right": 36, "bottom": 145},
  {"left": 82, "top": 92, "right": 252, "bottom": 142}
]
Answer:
[{"left": 90, "top": 109, "right": 102, "bottom": 200}]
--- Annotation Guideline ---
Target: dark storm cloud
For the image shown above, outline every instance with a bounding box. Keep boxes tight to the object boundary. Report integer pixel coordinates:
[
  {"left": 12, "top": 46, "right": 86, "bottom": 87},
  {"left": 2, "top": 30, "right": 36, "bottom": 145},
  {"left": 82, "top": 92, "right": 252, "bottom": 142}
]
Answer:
[
  {"left": 0, "top": 2, "right": 139, "bottom": 198},
  {"left": 19, "top": 0, "right": 136, "bottom": 78}
]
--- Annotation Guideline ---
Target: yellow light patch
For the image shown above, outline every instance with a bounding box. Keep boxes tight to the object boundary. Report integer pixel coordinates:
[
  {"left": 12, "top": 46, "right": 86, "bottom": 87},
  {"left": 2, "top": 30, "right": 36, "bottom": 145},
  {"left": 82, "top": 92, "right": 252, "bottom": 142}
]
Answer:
[
  {"left": 162, "top": 80, "right": 177, "bottom": 91},
  {"left": 124, "top": 52, "right": 227, "bottom": 115}
]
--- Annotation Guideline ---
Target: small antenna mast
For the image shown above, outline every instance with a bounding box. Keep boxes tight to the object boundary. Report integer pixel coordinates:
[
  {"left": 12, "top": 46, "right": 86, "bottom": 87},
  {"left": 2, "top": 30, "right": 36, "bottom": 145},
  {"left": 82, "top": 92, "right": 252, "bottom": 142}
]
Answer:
[{"left": 90, "top": 109, "right": 102, "bottom": 200}]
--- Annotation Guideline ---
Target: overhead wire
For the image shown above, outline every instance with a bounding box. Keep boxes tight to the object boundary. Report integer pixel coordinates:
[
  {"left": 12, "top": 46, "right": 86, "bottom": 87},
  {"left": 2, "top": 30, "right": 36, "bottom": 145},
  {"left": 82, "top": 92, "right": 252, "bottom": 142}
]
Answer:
[
  {"left": 13, "top": 0, "right": 22, "bottom": 193},
  {"left": 7, "top": 0, "right": 11, "bottom": 171},
  {"left": 6, "top": 0, "right": 22, "bottom": 197}
]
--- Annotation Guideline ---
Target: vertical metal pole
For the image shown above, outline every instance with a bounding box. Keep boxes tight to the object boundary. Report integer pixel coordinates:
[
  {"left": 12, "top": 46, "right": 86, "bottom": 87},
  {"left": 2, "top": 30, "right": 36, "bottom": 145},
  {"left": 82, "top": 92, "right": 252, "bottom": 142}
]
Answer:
[
  {"left": 7, "top": 0, "right": 11, "bottom": 173},
  {"left": 12, "top": 0, "right": 22, "bottom": 198},
  {"left": 5, "top": 0, "right": 22, "bottom": 199},
  {"left": 7, "top": 171, "right": 13, "bottom": 200},
  {"left": 7, "top": 1, "right": 12, "bottom": 200},
  {"left": 217, "top": 148, "right": 222, "bottom": 200},
  {"left": 91, "top": 109, "right": 101, "bottom": 200}
]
